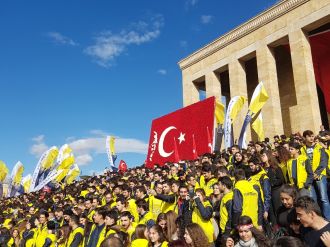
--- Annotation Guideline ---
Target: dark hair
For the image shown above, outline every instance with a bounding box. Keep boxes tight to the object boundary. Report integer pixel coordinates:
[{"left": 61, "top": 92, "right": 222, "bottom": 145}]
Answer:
[
  {"left": 168, "top": 240, "right": 188, "bottom": 247},
  {"left": 120, "top": 211, "right": 133, "bottom": 220},
  {"left": 234, "top": 169, "right": 245, "bottom": 181},
  {"left": 100, "top": 236, "right": 123, "bottom": 247},
  {"left": 69, "top": 214, "right": 80, "bottom": 225},
  {"left": 260, "top": 149, "right": 279, "bottom": 170},
  {"left": 135, "top": 199, "right": 149, "bottom": 211},
  {"left": 105, "top": 210, "right": 119, "bottom": 221},
  {"left": 218, "top": 176, "right": 233, "bottom": 190},
  {"left": 276, "top": 146, "right": 291, "bottom": 163},
  {"left": 248, "top": 156, "right": 261, "bottom": 165},
  {"left": 272, "top": 236, "right": 305, "bottom": 247},
  {"left": 94, "top": 207, "right": 108, "bottom": 219},
  {"left": 289, "top": 142, "right": 301, "bottom": 150},
  {"left": 303, "top": 130, "right": 314, "bottom": 138},
  {"left": 280, "top": 184, "right": 298, "bottom": 201},
  {"left": 238, "top": 216, "right": 270, "bottom": 247},
  {"left": 295, "top": 196, "right": 322, "bottom": 216}
]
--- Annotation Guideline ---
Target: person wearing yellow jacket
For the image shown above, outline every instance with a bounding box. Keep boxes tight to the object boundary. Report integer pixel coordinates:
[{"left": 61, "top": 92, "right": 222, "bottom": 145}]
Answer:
[
  {"left": 22, "top": 217, "right": 38, "bottom": 247},
  {"left": 43, "top": 221, "right": 57, "bottom": 247},
  {"left": 131, "top": 224, "right": 148, "bottom": 247},
  {"left": 120, "top": 211, "right": 136, "bottom": 241},
  {"left": 136, "top": 199, "right": 155, "bottom": 228},
  {"left": 232, "top": 169, "right": 261, "bottom": 229},
  {"left": 287, "top": 142, "right": 314, "bottom": 194},
  {"left": 67, "top": 215, "right": 84, "bottom": 247},
  {"left": 148, "top": 183, "right": 163, "bottom": 220},
  {"left": 218, "top": 176, "right": 233, "bottom": 240},
  {"left": 199, "top": 163, "right": 218, "bottom": 197},
  {"left": 191, "top": 188, "right": 214, "bottom": 243},
  {"left": 86, "top": 208, "right": 107, "bottom": 247},
  {"left": 35, "top": 211, "right": 49, "bottom": 247},
  {"left": 301, "top": 130, "right": 330, "bottom": 220}
]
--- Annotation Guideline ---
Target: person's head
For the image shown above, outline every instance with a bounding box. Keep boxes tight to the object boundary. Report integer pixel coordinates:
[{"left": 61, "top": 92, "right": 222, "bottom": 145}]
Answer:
[
  {"left": 162, "top": 181, "right": 171, "bottom": 194},
  {"left": 184, "top": 223, "right": 209, "bottom": 247},
  {"left": 280, "top": 184, "right": 297, "bottom": 209},
  {"left": 234, "top": 169, "right": 246, "bottom": 181},
  {"left": 179, "top": 186, "right": 188, "bottom": 200},
  {"left": 272, "top": 236, "right": 305, "bottom": 247},
  {"left": 289, "top": 142, "right": 301, "bottom": 158},
  {"left": 12, "top": 229, "right": 19, "bottom": 238},
  {"left": 120, "top": 211, "right": 133, "bottom": 230},
  {"left": 234, "top": 152, "right": 243, "bottom": 163},
  {"left": 194, "top": 188, "right": 206, "bottom": 202},
  {"left": 105, "top": 210, "right": 118, "bottom": 227},
  {"left": 105, "top": 192, "right": 113, "bottom": 204},
  {"left": 28, "top": 206, "right": 35, "bottom": 215},
  {"left": 68, "top": 214, "right": 80, "bottom": 228},
  {"left": 248, "top": 156, "right": 261, "bottom": 173},
  {"left": 135, "top": 199, "right": 149, "bottom": 215},
  {"left": 116, "top": 196, "right": 127, "bottom": 212},
  {"left": 218, "top": 176, "right": 233, "bottom": 193},
  {"left": 295, "top": 196, "right": 322, "bottom": 227},
  {"left": 93, "top": 208, "right": 107, "bottom": 225},
  {"left": 100, "top": 236, "right": 123, "bottom": 247},
  {"left": 165, "top": 210, "right": 178, "bottom": 240},
  {"left": 135, "top": 186, "right": 147, "bottom": 199},
  {"left": 92, "top": 197, "right": 100, "bottom": 208},
  {"left": 121, "top": 185, "right": 131, "bottom": 199},
  {"left": 231, "top": 145, "right": 240, "bottom": 155},
  {"left": 155, "top": 182, "right": 163, "bottom": 194},
  {"left": 303, "top": 130, "right": 315, "bottom": 144},
  {"left": 168, "top": 240, "right": 189, "bottom": 247},
  {"left": 212, "top": 183, "right": 220, "bottom": 196},
  {"left": 54, "top": 208, "right": 64, "bottom": 220},
  {"left": 63, "top": 209, "right": 73, "bottom": 223},
  {"left": 157, "top": 213, "right": 167, "bottom": 230},
  {"left": 85, "top": 198, "right": 92, "bottom": 209},
  {"left": 201, "top": 163, "right": 213, "bottom": 180},
  {"left": 149, "top": 224, "right": 167, "bottom": 245},
  {"left": 134, "top": 224, "right": 147, "bottom": 240},
  {"left": 39, "top": 210, "right": 49, "bottom": 225},
  {"left": 171, "top": 181, "right": 180, "bottom": 194}
]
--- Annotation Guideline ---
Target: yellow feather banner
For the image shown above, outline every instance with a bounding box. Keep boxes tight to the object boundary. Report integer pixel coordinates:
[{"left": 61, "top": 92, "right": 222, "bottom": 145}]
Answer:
[
  {"left": 12, "top": 161, "right": 24, "bottom": 186},
  {"left": 65, "top": 164, "right": 80, "bottom": 184},
  {"left": 58, "top": 154, "right": 75, "bottom": 170},
  {"left": 41, "top": 147, "right": 59, "bottom": 170},
  {"left": 0, "top": 161, "right": 9, "bottom": 182},
  {"left": 229, "top": 96, "right": 247, "bottom": 123},
  {"left": 215, "top": 100, "right": 225, "bottom": 125},
  {"left": 55, "top": 169, "right": 69, "bottom": 183},
  {"left": 22, "top": 174, "right": 32, "bottom": 193},
  {"left": 248, "top": 82, "right": 269, "bottom": 115},
  {"left": 252, "top": 112, "right": 265, "bottom": 140}
]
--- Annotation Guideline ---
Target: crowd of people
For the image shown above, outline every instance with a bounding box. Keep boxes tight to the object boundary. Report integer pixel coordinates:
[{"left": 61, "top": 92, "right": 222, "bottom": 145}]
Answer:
[{"left": 0, "top": 129, "right": 330, "bottom": 247}]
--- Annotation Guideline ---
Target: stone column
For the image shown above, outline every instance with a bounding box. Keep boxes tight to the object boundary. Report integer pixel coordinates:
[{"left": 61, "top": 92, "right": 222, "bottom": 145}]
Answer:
[
  {"left": 182, "top": 70, "right": 199, "bottom": 107},
  {"left": 229, "top": 58, "right": 251, "bottom": 142},
  {"left": 288, "top": 28, "right": 322, "bottom": 133},
  {"left": 256, "top": 43, "right": 284, "bottom": 137},
  {"left": 205, "top": 71, "right": 222, "bottom": 100}
]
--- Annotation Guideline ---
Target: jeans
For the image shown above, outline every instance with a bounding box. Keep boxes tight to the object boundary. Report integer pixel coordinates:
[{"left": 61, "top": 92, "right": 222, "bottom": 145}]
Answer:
[{"left": 311, "top": 176, "right": 330, "bottom": 220}]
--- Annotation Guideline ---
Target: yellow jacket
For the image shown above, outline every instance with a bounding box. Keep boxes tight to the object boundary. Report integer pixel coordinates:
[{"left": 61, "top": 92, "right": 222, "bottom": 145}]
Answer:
[
  {"left": 287, "top": 155, "right": 313, "bottom": 189},
  {"left": 67, "top": 226, "right": 84, "bottom": 247}
]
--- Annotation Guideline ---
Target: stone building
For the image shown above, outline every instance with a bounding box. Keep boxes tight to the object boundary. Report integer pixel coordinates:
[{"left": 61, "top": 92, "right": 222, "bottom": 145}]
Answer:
[{"left": 178, "top": 0, "right": 330, "bottom": 141}]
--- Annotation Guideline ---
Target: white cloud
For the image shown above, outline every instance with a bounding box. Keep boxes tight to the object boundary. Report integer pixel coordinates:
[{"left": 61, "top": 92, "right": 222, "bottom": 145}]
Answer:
[
  {"left": 47, "top": 32, "right": 77, "bottom": 46},
  {"left": 75, "top": 154, "right": 93, "bottom": 166},
  {"left": 85, "top": 15, "right": 164, "bottom": 67},
  {"left": 30, "top": 135, "right": 49, "bottom": 157},
  {"left": 201, "top": 15, "right": 213, "bottom": 24},
  {"left": 68, "top": 133, "right": 148, "bottom": 166},
  {"left": 186, "top": 0, "right": 198, "bottom": 7},
  {"left": 157, "top": 69, "right": 167, "bottom": 75}
]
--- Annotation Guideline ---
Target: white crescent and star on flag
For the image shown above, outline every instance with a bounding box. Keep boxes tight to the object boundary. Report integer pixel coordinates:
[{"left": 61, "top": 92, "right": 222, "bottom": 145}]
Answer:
[{"left": 158, "top": 126, "right": 186, "bottom": 158}]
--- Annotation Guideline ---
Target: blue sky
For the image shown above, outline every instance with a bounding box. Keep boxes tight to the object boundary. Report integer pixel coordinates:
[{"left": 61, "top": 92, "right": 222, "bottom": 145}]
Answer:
[{"left": 0, "top": 0, "right": 276, "bottom": 176}]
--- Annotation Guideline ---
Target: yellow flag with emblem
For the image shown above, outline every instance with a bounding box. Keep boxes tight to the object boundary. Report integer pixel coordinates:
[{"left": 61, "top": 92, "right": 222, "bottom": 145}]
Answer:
[
  {"left": 65, "top": 164, "right": 80, "bottom": 184},
  {"left": 0, "top": 161, "right": 9, "bottom": 182},
  {"left": 41, "top": 147, "right": 59, "bottom": 171}
]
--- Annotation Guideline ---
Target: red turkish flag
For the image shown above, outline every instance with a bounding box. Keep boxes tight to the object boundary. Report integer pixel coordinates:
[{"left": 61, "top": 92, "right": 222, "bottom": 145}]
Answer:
[
  {"left": 146, "top": 97, "right": 215, "bottom": 168},
  {"left": 118, "top": 160, "right": 128, "bottom": 172},
  {"left": 207, "top": 126, "right": 213, "bottom": 153}
]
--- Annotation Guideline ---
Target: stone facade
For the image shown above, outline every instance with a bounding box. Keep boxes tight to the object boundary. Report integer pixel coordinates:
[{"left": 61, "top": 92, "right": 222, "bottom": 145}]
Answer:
[{"left": 178, "top": 0, "right": 330, "bottom": 141}]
